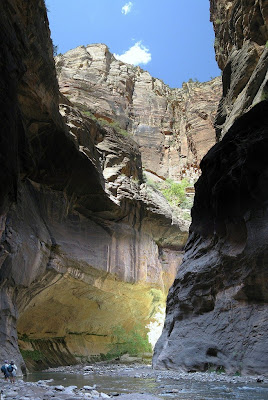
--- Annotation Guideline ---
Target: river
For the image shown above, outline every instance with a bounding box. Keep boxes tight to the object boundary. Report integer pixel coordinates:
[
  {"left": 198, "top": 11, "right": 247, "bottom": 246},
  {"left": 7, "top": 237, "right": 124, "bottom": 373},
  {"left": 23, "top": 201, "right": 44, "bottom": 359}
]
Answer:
[{"left": 23, "top": 363, "right": 268, "bottom": 399}]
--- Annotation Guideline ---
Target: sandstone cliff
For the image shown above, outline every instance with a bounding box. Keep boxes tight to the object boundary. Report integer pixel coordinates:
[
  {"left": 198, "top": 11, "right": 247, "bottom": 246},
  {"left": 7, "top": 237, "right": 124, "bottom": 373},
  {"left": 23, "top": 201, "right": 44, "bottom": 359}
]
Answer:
[
  {"left": 0, "top": 0, "right": 188, "bottom": 372},
  {"left": 153, "top": 0, "right": 268, "bottom": 375},
  {"left": 56, "top": 45, "right": 221, "bottom": 182}
]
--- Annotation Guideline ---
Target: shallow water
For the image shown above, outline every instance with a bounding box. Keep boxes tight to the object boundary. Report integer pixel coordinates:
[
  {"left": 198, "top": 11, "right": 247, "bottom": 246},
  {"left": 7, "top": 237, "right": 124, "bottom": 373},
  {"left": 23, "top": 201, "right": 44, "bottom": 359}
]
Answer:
[{"left": 24, "top": 370, "right": 268, "bottom": 399}]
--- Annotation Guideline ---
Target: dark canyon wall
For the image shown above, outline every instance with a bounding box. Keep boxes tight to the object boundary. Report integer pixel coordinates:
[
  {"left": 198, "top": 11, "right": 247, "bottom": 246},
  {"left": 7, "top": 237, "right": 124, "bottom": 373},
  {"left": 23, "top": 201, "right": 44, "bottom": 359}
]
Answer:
[
  {"left": 212, "top": 0, "right": 268, "bottom": 138},
  {"left": 0, "top": 0, "right": 188, "bottom": 372},
  {"left": 153, "top": 0, "right": 268, "bottom": 375}
]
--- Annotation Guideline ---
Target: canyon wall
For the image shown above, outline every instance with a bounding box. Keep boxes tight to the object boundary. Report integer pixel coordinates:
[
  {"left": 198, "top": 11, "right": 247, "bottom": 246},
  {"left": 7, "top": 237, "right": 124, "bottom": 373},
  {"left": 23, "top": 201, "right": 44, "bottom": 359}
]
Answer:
[
  {"left": 3, "top": 0, "right": 266, "bottom": 378},
  {"left": 0, "top": 0, "right": 188, "bottom": 373},
  {"left": 56, "top": 46, "right": 221, "bottom": 182},
  {"left": 211, "top": 0, "right": 268, "bottom": 138},
  {"left": 153, "top": 0, "right": 268, "bottom": 375}
]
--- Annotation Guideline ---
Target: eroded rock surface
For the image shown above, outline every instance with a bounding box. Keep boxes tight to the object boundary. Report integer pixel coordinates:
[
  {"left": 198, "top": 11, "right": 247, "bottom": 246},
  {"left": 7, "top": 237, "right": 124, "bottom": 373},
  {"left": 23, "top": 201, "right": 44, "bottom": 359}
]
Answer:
[
  {"left": 211, "top": 0, "right": 268, "bottom": 138},
  {"left": 56, "top": 45, "right": 221, "bottom": 181},
  {"left": 153, "top": 0, "right": 268, "bottom": 376},
  {"left": 0, "top": 0, "right": 187, "bottom": 373}
]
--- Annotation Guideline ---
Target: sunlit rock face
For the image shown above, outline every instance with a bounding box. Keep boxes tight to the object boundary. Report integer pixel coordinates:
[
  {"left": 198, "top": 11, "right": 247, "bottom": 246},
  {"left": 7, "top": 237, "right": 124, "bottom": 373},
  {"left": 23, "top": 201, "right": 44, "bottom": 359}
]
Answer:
[
  {"left": 0, "top": 0, "right": 188, "bottom": 372},
  {"left": 153, "top": 0, "right": 268, "bottom": 376},
  {"left": 12, "top": 108, "right": 188, "bottom": 370},
  {"left": 56, "top": 45, "right": 222, "bottom": 181}
]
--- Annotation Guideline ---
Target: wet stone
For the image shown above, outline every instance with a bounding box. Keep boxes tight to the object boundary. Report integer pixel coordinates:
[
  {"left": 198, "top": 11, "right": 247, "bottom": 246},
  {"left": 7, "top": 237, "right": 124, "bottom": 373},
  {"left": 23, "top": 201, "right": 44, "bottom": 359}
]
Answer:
[
  {"left": 83, "top": 385, "right": 96, "bottom": 390},
  {"left": 54, "top": 385, "right": 65, "bottom": 391}
]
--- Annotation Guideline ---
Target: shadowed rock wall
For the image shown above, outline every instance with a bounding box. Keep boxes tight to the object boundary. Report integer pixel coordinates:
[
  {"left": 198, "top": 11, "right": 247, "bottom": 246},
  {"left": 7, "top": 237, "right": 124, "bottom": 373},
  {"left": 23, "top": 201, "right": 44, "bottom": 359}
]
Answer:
[
  {"left": 153, "top": 102, "right": 268, "bottom": 375},
  {"left": 211, "top": 0, "right": 268, "bottom": 138},
  {"left": 153, "top": 0, "right": 268, "bottom": 375}
]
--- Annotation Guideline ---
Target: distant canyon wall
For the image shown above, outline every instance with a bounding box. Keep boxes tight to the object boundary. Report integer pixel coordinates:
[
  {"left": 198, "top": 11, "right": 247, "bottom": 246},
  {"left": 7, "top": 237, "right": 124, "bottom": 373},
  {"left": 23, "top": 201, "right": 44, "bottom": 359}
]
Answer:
[
  {"left": 56, "top": 45, "right": 222, "bottom": 182},
  {"left": 153, "top": 0, "right": 268, "bottom": 376}
]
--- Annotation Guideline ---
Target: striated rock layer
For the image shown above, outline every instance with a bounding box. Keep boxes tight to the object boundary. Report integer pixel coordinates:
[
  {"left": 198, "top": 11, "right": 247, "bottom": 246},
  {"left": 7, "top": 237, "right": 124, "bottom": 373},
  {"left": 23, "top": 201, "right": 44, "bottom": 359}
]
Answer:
[
  {"left": 153, "top": 0, "right": 268, "bottom": 375},
  {"left": 56, "top": 45, "right": 222, "bottom": 182},
  {"left": 0, "top": 0, "right": 188, "bottom": 373}
]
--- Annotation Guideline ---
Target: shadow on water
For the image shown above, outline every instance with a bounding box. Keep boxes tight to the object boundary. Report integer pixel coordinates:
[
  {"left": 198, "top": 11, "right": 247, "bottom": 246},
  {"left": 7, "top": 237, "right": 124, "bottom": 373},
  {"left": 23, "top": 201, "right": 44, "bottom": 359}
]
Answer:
[{"left": 24, "top": 371, "right": 268, "bottom": 400}]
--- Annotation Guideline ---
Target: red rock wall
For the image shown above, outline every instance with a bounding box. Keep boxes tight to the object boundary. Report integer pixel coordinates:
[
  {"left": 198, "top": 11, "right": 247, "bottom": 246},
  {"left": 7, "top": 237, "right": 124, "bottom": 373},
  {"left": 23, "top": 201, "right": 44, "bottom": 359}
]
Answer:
[{"left": 56, "top": 45, "right": 222, "bottom": 182}]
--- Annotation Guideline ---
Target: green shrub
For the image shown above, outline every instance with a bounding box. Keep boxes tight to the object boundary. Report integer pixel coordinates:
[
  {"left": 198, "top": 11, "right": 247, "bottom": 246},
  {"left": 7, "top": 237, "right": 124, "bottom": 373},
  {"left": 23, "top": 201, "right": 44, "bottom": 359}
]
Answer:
[
  {"left": 107, "top": 324, "right": 152, "bottom": 358},
  {"left": 82, "top": 111, "right": 130, "bottom": 137},
  {"left": 142, "top": 174, "right": 160, "bottom": 188},
  {"left": 188, "top": 78, "right": 200, "bottom": 84},
  {"left": 19, "top": 333, "right": 31, "bottom": 342},
  {"left": 144, "top": 175, "right": 193, "bottom": 211},
  {"left": 98, "top": 119, "right": 129, "bottom": 137},
  {"left": 161, "top": 178, "right": 190, "bottom": 207},
  {"left": 206, "top": 364, "right": 225, "bottom": 374},
  {"left": 82, "top": 110, "right": 97, "bottom": 120},
  {"left": 183, "top": 211, "right": 191, "bottom": 221},
  {"left": 20, "top": 350, "right": 44, "bottom": 361},
  {"left": 216, "top": 365, "right": 225, "bottom": 374}
]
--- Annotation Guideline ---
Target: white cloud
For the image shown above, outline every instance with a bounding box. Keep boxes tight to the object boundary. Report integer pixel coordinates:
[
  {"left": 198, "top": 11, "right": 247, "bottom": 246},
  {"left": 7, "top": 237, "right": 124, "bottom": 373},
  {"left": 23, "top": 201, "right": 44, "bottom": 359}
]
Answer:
[
  {"left": 121, "top": 2, "right": 133, "bottom": 15},
  {"left": 114, "top": 41, "right": 152, "bottom": 66}
]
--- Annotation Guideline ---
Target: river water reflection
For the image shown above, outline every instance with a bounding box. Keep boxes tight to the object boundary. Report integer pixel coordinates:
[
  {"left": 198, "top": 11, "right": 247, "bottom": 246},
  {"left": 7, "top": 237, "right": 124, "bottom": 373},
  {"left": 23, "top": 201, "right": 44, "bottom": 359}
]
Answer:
[{"left": 24, "top": 368, "right": 268, "bottom": 400}]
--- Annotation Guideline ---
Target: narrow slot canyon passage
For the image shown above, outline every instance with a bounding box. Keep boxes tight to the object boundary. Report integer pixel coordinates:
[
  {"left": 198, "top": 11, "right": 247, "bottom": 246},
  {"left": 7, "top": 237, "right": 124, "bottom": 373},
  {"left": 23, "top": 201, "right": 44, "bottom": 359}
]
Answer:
[{"left": 0, "top": 1, "right": 268, "bottom": 399}]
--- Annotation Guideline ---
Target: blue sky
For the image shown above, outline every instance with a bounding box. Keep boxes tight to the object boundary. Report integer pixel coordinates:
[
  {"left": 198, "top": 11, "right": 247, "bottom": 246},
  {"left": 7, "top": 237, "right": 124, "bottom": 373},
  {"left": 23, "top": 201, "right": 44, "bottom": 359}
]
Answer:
[{"left": 46, "top": 0, "right": 221, "bottom": 88}]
